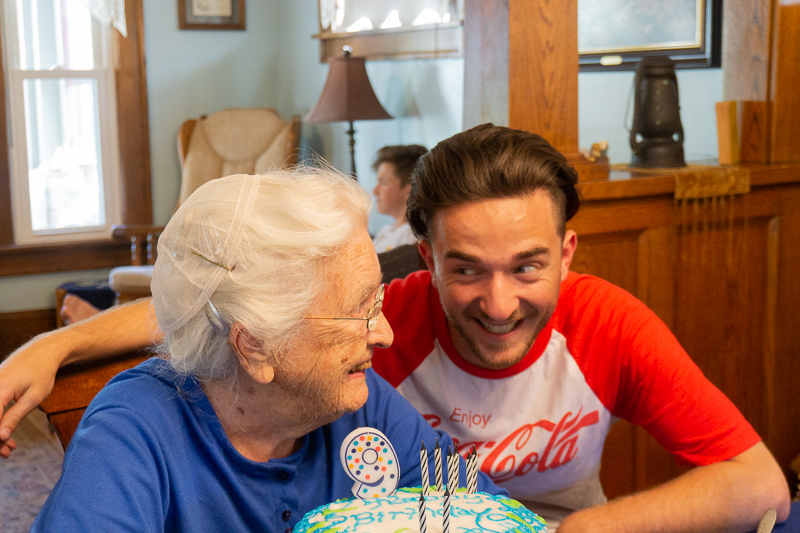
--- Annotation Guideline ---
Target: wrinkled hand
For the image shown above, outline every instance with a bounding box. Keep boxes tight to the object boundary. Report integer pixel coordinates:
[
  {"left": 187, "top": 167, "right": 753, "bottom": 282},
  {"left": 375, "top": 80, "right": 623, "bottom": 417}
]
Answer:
[{"left": 0, "top": 334, "right": 59, "bottom": 458}]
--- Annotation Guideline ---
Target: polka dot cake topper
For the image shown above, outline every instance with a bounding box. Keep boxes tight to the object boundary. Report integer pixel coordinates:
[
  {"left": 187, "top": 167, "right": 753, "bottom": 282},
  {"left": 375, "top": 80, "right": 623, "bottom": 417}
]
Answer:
[{"left": 340, "top": 427, "right": 400, "bottom": 499}]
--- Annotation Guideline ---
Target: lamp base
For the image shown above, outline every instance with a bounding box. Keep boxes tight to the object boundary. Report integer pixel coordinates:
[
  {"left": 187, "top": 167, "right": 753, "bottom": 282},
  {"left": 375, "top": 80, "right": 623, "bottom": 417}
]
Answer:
[{"left": 631, "top": 139, "right": 686, "bottom": 168}]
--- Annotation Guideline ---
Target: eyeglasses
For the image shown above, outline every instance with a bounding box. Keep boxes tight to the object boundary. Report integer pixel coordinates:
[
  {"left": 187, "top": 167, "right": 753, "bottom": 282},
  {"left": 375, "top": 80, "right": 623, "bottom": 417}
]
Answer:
[{"left": 304, "top": 284, "right": 385, "bottom": 331}]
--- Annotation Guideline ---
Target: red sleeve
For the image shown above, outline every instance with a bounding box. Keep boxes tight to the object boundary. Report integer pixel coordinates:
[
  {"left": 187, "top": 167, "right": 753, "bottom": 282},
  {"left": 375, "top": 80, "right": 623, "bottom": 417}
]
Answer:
[
  {"left": 373, "top": 271, "right": 438, "bottom": 388},
  {"left": 556, "top": 272, "right": 760, "bottom": 466}
]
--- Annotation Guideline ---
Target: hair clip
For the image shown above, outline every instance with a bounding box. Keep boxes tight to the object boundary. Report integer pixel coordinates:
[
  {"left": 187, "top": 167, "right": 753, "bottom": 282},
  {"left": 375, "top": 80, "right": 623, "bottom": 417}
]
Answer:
[
  {"left": 205, "top": 300, "right": 230, "bottom": 337},
  {"left": 191, "top": 250, "right": 234, "bottom": 272}
]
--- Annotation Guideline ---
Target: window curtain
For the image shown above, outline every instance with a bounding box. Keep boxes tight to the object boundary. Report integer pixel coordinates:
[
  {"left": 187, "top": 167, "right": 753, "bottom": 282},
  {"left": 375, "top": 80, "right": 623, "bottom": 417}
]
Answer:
[{"left": 80, "top": 0, "right": 127, "bottom": 37}]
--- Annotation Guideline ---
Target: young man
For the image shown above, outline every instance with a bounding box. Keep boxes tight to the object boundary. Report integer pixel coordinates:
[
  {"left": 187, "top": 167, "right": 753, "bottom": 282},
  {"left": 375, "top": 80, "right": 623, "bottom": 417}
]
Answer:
[
  {"left": 375, "top": 125, "right": 790, "bottom": 531},
  {"left": 371, "top": 144, "right": 427, "bottom": 253},
  {"left": 0, "top": 125, "right": 789, "bottom": 532}
]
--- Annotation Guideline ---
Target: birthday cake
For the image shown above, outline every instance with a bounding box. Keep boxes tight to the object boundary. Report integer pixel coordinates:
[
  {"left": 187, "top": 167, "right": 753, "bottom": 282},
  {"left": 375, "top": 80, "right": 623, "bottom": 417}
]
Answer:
[{"left": 293, "top": 487, "right": 547, "bottom": 533}]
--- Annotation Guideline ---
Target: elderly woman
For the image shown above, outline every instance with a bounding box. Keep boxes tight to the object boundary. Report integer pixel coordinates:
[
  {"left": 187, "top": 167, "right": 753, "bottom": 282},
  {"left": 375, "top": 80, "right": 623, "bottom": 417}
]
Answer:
[{"left": 32, "top": 171, "right": 501, "bottom": 531}]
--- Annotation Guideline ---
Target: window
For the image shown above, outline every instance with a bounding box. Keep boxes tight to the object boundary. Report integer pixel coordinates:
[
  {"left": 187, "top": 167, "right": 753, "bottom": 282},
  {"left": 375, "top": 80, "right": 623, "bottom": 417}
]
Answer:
[
  {"left": 0, "top": 0, "right": 151, "bottom": 277},
  {"left": 3, "top": 0, "right": 121, "bottom": 244}
]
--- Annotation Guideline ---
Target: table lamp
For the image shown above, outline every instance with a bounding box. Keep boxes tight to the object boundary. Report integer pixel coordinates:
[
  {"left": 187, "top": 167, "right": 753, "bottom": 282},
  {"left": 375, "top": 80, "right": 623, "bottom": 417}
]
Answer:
[{"left": 305, "top": 47, "right": 392, "bottom": 179}]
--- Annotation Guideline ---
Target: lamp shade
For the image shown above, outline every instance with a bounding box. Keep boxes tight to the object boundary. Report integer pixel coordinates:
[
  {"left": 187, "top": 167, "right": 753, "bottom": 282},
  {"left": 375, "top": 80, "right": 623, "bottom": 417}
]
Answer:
[{"left": 305, "top": 50, "right": 392, "bottom": 123}]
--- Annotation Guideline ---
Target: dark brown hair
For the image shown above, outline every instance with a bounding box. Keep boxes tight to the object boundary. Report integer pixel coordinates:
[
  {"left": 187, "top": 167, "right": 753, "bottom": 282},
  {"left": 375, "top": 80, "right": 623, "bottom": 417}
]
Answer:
[
  {"left": 407, "top": 124, "right": 580, "bottom": 240},
  {"left": 372, "top": 144, "right": 428, "bottom": 187}
]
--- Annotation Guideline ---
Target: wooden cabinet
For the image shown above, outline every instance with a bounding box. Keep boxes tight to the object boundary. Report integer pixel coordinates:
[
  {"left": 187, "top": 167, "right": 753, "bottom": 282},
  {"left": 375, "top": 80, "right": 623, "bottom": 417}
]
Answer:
[{"left": 568, "top": 165, "right": 800, "bottom": 498}]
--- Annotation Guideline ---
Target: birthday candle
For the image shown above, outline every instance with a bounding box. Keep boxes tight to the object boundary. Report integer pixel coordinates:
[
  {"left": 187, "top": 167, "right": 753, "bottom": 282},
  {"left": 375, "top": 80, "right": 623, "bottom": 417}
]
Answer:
[
  {"left": 445, "top": 448, "right": 453, "bottom": 490},
  {"left": 418, "top": 492, "right": 428, "bottom": 533},
  {"left": 434, "top": 440, "right": 443, "bottom": 491},
  {"left": 468, "top": 447, "right": 478, "bottom": 494},
  {"left": 448, "top": 448, "right": 459, "bottom": 491},
  {"left": 420, "top": 442, "right": 430, "bottom": 496},
  {"left": 471, "top": 452, "right": 476, "bottom": 493},
  {"left": 442, "top": 486, "right": 451, "bottom": 533}
]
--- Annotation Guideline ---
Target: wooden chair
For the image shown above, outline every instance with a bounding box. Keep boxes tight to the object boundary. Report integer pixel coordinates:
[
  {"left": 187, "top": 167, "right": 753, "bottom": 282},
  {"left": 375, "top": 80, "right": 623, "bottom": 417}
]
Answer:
[
  {"left": 109, "top": 108, "right": 302, "bottom": 304},
  {"left": 39, "top": 350, "right": 153, "bottom": 449}
]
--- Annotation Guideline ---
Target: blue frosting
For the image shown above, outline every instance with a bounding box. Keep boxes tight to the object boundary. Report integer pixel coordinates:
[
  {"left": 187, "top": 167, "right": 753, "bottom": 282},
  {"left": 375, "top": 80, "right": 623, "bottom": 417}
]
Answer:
[{"left": 294, "top": 488, "right": 547, "bottom": 533}]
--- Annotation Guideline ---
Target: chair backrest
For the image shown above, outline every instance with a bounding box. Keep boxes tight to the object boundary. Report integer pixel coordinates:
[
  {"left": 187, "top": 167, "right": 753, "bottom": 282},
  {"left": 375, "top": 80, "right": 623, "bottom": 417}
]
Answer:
[
  {"left": 176, "top": 107, "right": 302, "bottom": 209},
  {"left": 106, "top": 108, "right": 300, "bottom": 278}
]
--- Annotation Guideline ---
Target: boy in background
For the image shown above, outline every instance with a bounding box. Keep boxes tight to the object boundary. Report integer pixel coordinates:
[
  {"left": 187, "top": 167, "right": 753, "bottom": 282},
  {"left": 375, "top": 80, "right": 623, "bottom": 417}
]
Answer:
[{"left": 371, "top": 144, "right": 427, "bottom": 252}]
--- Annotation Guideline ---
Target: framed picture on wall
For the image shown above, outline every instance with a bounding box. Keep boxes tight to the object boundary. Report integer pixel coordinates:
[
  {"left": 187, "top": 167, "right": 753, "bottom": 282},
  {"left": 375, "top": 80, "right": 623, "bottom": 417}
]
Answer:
[
  {"left": 178, "top": 0, "right": 246, "bottom": 30},
  {"left": 578, "top": 0, "right": 721, "bottom": 70}
]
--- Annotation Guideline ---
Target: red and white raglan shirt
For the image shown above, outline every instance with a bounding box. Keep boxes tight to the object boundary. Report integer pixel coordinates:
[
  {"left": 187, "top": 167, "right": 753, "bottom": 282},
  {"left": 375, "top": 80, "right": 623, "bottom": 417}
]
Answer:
[{"left": 373, "top": 271, "right": 760, "bottom": 529}]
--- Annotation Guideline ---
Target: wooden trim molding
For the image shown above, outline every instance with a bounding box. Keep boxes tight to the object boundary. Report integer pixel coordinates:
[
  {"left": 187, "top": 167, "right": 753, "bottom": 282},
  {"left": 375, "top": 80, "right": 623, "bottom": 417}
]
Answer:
[
  {"left": 0, "top": 240, "right": 132, "bottom": 278},
  {"left": 117, "top": 0, "right": 152, "bottom": 225},
  {"left": 0, "top": 26, "right": 13, "bottom": 246},
  {"left": 0, "top": 0, "right": 151, "bottom": 273}
]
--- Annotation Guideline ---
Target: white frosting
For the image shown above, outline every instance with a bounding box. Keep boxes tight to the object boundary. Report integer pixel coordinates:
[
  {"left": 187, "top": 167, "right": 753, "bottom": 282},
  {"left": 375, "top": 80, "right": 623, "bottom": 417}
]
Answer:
[{"left": 294, "top": 488, "right": 547, "bottom": 533}]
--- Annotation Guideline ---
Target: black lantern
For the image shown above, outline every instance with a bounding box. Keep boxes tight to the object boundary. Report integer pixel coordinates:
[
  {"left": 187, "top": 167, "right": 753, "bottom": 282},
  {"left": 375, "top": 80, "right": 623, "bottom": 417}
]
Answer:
[{"left": 629, "top": 57, "right": 686, "bottom": 168}]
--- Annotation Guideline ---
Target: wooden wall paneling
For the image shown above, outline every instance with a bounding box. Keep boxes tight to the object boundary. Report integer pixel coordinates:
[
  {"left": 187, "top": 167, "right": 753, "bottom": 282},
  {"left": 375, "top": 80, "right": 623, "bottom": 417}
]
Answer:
[
  {"left": 762, "top": 215, "right": 779, "bottom": 444},
  {"left": 0, "top": 309, "right": 57, "bottom": 360},
  {"left": 569, "top": 232, "right": 640, "bottom": 295},
  {"left": 600, "top": 421, "right": 636, "bottom": 497},
  {"left": 571, "top": 174, "right": 800, "bottom": 497},
  {"left": 639, "top": 430, "right": 693, "bottom": 491},
  {"left": 674, "top": 214, "right": 768, "bottom": 419},
  {"left": 765, "top": 184, "right": 800, "bottom": 479},
  {"left": 769, "top": 3, "right": 800, "bottom": 163},
  {"left": 637, "top": 227, "right": 676, "bottom": 330},
  {"left": 635, "top": 225, "right": 692, "bottom": 492},
  {"left": 569, "top": 196, "right": 676, "bottom": 244}
]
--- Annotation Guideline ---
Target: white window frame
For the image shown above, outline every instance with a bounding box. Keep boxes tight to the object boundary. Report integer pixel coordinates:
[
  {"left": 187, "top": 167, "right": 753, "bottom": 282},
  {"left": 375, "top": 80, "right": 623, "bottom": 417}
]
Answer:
[{"left": 3, "top": 0, "right": 122, "bottom": 244}]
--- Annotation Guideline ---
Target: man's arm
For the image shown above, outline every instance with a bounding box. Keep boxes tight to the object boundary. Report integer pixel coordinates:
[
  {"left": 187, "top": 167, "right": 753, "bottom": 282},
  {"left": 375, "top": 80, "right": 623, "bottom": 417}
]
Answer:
[
  {"left": 0, "top": 298, "right": 161, "bottom": 458},
  {"left": 558, "top": 441, "right": 790, "bottom": 533}
]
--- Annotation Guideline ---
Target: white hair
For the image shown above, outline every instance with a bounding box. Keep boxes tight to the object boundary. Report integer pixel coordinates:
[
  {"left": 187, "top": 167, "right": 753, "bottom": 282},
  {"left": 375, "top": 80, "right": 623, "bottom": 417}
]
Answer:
[{"left": 159, "top": 167, "right": 371, "bottom": 383}]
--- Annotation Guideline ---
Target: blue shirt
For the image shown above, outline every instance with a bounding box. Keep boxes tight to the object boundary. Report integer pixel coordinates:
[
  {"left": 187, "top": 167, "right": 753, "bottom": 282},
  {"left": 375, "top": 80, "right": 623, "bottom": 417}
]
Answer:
[{"left": 33, "top": 358, "right": 504, "bottom": 532}]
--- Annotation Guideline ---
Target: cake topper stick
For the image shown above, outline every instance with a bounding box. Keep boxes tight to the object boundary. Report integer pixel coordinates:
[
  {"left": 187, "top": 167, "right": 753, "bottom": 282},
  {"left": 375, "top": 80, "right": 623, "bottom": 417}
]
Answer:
[
  {"left": 340, "top": 427, "right": 400, "bottom": 499},
  {"left": 434, "top": 439, "right": 443, "bottom": 492},
  {"left": 418, "top": 492, "right": 428, "bottom": 533},
  {"left": 420, "top": 442, "right": 430, "bottom": 496},
  {"left": 443, "top": 486, "right": 451, "bottom": 533},
  {"left": 448, "top": 447, "right": 459, "bottom": 491}
]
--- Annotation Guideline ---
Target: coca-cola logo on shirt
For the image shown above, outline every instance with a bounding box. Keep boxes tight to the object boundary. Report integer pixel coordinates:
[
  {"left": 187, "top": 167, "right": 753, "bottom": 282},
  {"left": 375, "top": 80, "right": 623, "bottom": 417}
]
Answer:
[{"left": 424, "top": 407, "right": 599, "bottom": 483}]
